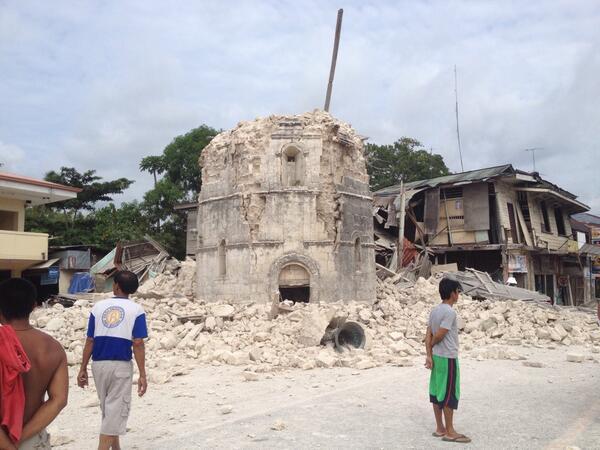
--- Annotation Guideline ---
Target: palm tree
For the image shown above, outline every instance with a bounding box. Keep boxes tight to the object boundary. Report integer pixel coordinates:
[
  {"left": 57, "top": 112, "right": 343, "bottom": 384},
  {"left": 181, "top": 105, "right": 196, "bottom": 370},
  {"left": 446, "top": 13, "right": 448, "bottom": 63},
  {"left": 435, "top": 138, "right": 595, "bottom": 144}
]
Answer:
[{"left": 139, "top": 156, "right": 165, "bottom": 187}]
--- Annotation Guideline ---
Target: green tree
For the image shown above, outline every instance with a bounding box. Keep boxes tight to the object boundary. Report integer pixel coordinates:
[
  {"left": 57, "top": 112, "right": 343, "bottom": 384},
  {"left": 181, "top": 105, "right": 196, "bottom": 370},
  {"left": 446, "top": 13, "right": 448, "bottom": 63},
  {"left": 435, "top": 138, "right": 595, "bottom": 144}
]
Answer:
[
  {"left": 139, "top": 124, "right": 218, "bottom": 258},
  {"left": 45, "top": 167, "right": 134, "bottom": 215},
  {"left": 26, "top": 206, "right": 95, "bottom": 246},
  {"left": 365, "top": 137, "right": 450, "bottom": 191},
  {"left": 142, "top": 179, "right": 184, "bottom": 232},
  {"left": 140, "top": 125, "right": 217, "bottom": 200},
  {"left": 162, "top": 125, "right": 217, "bottom": 198},
  {"left": 26, "top": 168, "right": 137, "bottom": 249},
  {"left": 92, "top": 202, "right": 149, "bottom": 250}
]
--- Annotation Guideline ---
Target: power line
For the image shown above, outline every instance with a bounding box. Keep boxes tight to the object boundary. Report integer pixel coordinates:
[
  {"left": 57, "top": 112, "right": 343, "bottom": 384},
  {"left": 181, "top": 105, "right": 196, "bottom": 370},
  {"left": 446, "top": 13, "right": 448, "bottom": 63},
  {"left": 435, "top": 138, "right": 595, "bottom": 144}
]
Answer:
[{"left": 454, "top": 65, "right": 464, "bottom": 172}]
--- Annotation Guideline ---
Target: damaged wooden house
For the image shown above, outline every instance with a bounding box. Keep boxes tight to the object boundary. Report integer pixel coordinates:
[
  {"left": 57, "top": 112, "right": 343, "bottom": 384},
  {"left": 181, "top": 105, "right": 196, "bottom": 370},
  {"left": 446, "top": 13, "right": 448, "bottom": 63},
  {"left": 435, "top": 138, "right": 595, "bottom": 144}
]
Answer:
[{"left": 373, "top": 164, "right": 592, "bottom": 305}]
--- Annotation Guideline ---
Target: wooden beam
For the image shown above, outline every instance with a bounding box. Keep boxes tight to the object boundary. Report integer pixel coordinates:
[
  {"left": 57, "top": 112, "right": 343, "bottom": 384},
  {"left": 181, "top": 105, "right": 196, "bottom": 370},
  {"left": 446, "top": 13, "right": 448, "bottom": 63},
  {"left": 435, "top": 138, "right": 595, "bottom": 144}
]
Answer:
[{"left": 442, "top": 190, "right": 454, "bottom": 246}]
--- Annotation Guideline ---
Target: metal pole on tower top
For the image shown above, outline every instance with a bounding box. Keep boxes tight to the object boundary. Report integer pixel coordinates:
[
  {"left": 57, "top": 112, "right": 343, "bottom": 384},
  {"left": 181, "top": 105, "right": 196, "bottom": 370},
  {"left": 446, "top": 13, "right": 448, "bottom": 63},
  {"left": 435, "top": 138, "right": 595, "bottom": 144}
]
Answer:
[{"left": 324, "top": 9, "right": 343, "bottom": 112}]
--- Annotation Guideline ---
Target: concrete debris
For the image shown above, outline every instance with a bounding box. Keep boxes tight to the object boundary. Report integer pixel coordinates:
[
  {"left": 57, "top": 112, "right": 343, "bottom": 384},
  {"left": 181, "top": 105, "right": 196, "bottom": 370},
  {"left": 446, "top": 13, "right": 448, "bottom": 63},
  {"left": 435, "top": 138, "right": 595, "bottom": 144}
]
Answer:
[
  {"left": 220, "top": 405, "right": 233, "bottom": 415},
  {"left": 566, "top": 353, "right": 585, "bottom": 363},
  {"left": 29, "top": 262, "right": 599, "bottom": 376},
  {"left": 522, "top": 361, "right": 545, "bottom": 368},
  {"left": 242, "top": 371, "right": 259, "bottom": 382},
  {"left": 271, "top": 420, "right": 286, "bottom": 431}
]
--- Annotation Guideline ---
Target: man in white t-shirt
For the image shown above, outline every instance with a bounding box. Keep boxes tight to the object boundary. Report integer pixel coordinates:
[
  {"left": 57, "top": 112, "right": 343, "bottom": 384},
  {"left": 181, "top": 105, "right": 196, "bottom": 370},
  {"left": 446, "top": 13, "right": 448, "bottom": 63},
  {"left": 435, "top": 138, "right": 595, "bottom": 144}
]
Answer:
[{"left": 77, "top": 270, "right": 148, "bottom": 450}]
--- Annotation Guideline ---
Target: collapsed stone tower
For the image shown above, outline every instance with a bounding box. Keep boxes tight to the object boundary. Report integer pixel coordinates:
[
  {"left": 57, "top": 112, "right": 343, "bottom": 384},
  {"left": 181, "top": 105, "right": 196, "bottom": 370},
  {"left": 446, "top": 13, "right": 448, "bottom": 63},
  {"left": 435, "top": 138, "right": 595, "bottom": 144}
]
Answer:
[{"left": 196, "top": 110, "right": 375, "bottom": 304}]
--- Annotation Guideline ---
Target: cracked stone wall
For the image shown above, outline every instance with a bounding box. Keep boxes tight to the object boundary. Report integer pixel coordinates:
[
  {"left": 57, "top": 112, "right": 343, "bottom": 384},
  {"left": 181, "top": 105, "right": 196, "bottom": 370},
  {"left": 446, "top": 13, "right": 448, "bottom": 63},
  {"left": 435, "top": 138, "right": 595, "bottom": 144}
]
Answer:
[{"left": 196, "top": 110, "right": 375, "bottom": 303}]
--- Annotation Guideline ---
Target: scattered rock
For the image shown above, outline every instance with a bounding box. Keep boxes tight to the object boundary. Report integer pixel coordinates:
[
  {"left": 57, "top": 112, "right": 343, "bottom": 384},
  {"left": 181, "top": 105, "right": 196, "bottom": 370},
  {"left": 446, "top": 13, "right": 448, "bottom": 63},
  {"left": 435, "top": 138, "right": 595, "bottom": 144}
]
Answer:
[
  {"left": 212, "top": 304, "right": 235, "bottom": 318},
  {"left": 522, "top": 361, "right": 544, "bottom": 368},
  {"left": 220, "top": 405, "right": 233, "bottom": 415},
  {"left": 566, "top": 353, "right": 585, "bottom": 363},
  {"left": 242, "top": 371, "right": 259, "bottom": 381},
  {"left": 45, "top": 317, "right": 65, "bottom": 332},
  {"left": 271, "top": 419, "right": 286, "bottom": 431}
]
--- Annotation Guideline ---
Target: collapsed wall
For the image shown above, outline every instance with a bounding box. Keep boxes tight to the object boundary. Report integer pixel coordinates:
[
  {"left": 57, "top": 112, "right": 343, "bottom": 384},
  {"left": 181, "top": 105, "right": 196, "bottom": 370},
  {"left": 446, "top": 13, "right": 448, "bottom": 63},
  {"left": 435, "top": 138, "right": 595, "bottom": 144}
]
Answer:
[
  {"left": 34, "top": 264, "right": 600, "bottom": 385},
  {"left": 196, "top": 110, "right": 376, "bottom": 304}
]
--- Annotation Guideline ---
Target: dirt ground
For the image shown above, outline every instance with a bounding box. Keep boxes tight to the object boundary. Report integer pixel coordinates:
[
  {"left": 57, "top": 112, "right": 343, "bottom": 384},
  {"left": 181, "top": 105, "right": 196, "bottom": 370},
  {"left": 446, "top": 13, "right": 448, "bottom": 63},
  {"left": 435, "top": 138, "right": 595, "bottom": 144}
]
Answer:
[{"left": 50, "top": 346, "right": 600, "bottom": 449}]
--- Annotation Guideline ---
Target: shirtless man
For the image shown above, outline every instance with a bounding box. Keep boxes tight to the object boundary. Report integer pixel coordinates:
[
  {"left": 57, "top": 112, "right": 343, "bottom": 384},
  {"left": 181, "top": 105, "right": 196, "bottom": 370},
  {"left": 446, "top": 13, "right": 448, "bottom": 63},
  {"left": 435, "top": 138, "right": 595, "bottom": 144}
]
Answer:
[{"left": 0, "top": 278, "right": 68, "bottom": 450}]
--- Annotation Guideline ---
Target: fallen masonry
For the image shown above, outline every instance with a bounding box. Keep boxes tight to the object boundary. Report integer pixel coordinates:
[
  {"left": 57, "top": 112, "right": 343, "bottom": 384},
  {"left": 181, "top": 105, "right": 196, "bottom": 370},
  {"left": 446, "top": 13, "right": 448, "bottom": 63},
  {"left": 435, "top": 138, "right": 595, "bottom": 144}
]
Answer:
[{"left": 30, "top": 263, "right": 600, "bottom": 385}]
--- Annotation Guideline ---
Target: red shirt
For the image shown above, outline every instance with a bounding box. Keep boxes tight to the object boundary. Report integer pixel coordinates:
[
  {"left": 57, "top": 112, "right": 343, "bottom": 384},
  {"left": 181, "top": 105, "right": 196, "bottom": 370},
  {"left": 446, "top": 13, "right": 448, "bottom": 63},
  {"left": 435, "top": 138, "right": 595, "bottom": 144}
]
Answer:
[{"left": 0, "top": 325, "right": 31, "bottom": 443}]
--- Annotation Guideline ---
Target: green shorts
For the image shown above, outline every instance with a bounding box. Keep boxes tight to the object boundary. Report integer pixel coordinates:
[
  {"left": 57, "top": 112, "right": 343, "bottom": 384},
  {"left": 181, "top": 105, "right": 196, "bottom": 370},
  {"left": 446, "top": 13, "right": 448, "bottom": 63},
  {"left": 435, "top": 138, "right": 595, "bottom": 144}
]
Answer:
[{"left": 429, "top": 355, "right": 460, "bottom": 410}]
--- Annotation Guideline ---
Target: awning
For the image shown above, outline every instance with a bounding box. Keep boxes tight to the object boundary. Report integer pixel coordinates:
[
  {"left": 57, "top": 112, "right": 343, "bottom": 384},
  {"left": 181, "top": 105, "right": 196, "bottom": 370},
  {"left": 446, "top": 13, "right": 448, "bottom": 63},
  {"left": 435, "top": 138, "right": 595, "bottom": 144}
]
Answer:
[
  {"left": 26, "top": 258, "right": 61, "bottom": 270},
  {"left": 515, "top": 187, "right": 589, "bottom": 212},
  {"left": 579, "top": 243, "right": 600, "bottom": 257}
]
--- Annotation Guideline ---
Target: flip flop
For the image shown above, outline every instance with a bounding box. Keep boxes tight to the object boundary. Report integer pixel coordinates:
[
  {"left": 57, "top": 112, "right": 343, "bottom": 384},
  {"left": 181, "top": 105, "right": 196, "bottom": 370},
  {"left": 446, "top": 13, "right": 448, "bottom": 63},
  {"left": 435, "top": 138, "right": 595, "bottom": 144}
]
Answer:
[
  {"left": 432, "top": 432, "right": 446, "bottom": 437},
  {"left": 442, "top": 434, "right": 471, "bottom": 443}
]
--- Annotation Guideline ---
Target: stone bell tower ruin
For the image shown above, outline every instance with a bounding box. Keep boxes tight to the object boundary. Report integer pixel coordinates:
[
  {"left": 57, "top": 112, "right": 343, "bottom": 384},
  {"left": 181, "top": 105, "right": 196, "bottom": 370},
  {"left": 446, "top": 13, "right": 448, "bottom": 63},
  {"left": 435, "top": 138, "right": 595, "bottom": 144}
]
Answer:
[{"left": 196, "top": 110, "right": 375, "bottom": 304}]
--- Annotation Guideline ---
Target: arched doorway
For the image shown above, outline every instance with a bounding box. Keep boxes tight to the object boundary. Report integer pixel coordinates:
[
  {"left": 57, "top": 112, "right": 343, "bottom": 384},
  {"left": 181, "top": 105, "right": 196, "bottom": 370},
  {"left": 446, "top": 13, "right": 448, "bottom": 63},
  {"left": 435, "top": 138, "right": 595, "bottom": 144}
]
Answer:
[{"left": 278, "top": 263, "right": 310, "bottom": 303}]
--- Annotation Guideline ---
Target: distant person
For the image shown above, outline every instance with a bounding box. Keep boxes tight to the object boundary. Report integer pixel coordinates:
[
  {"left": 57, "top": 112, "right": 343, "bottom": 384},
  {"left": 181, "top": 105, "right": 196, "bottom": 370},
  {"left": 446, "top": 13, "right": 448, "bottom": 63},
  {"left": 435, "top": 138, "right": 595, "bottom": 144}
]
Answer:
[
  {"left": 424, "top": 278, "right": 471, "bottom": 443},
  {"left": 0, "top": 278, "right": 68, "bottom": 450},
  {"left": 77, "top": 270, "right": 148, "bottom": 450}
]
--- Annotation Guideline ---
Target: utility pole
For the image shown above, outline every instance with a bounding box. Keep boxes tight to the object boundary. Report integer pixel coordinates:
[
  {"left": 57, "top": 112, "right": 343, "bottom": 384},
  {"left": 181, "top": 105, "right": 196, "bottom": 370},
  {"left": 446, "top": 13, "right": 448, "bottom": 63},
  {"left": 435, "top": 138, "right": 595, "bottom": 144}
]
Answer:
[
  {"left": 324, "top": 9, "right": 343, "bottom": 112},
  {"left": 396, "top": 179, "right": 406, "bottom": 272},
  {"left": 524, "top": 147, "right": 542, "bottom": 172},
  {"left": 454, "top": 65, "right": 465, "bottom": 172}
]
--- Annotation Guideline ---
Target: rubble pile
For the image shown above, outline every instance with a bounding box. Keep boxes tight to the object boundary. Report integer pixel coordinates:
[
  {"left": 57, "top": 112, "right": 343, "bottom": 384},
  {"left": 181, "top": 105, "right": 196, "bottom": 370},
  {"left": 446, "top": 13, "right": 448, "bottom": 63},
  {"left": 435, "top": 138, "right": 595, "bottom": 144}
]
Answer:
[
  {"left": 377, "top": 276, "right": 600, "bottom": 358},
  {"left": 30, "top": 268, "right": 600, "bottom": 383}
]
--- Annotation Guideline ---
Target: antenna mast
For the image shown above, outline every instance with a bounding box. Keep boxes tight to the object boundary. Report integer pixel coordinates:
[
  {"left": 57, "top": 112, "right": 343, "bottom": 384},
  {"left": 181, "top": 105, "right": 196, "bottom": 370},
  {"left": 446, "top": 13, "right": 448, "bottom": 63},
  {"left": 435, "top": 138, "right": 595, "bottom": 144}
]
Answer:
[
  {"left": 454, "top": 65, "right": 464, "bottom": 172},
  {"left": 524, "top": 147, "right": 542, "bottom": 172},
  {"left": 324, "top": 9, "right": 343, "bottom": 112}
]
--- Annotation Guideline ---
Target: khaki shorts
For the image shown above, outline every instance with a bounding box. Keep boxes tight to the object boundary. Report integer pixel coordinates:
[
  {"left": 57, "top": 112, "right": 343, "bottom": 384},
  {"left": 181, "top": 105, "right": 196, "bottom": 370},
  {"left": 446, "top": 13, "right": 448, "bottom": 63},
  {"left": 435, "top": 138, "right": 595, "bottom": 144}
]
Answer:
[
  {"left": 92, "top": 360, "right": 133, "bottom": 436},
  {"left": 19, "top": 430, "right": 50, "bottom": 450}
]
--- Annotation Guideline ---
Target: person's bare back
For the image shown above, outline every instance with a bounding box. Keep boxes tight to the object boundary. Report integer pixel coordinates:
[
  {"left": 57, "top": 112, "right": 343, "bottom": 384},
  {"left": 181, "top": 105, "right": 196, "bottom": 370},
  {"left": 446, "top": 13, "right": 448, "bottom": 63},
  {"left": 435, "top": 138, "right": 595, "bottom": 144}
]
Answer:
[
  {"left": 16, "top": 329, "right": 66, "bottom": 424},
  {"left": 0, "top": 278, "right": 69, "bottom": 449}
]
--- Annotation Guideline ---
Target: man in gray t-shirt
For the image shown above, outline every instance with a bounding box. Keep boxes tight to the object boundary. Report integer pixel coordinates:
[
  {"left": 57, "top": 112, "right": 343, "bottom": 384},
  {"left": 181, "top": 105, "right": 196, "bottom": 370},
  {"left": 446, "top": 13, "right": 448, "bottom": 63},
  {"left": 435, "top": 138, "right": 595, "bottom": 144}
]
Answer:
[
  {"left": 425, "top": 278, "right": 470, "bottom": 443},
  {"left": 429, "top": 303, "right": 458, "bottom": 359}
]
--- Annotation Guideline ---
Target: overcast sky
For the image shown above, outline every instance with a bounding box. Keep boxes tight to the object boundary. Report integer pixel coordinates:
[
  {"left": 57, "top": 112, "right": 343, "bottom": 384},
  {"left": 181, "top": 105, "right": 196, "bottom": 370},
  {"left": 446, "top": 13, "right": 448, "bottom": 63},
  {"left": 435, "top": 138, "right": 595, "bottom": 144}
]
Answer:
[{"left": 1, "top": 1, "right": 599, "bottom": 211}]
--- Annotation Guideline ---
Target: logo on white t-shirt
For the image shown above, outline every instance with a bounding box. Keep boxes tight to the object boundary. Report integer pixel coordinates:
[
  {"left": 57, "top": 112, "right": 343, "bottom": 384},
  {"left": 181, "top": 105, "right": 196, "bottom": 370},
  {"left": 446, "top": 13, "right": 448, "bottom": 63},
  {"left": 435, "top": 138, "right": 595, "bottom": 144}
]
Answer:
[{"left": 102, "top": 306, "right": 125, "bottom": 328}]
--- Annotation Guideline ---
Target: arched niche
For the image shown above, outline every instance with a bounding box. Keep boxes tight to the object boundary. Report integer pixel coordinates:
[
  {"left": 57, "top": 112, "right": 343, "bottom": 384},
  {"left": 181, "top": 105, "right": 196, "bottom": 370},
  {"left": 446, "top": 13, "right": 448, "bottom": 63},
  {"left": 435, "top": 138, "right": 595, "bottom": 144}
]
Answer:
[{"left": 281, "top": 144, "right": 305, "bottom": 187}]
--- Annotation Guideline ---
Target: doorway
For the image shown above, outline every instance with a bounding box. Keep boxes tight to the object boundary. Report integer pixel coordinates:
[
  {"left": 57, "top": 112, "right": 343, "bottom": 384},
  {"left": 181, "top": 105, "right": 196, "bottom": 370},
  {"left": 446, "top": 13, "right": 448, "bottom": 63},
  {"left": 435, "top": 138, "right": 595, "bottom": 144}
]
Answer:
[{"left": 278, "top": 263, "right": 310, "bottom": 303}]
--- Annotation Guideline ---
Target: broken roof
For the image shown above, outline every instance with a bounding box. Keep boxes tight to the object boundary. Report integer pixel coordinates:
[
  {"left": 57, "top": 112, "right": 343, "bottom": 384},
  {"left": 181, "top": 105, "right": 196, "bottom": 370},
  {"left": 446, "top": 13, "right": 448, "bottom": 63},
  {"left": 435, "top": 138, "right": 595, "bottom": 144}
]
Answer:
[
  {"left": 374, "top": 164, "right": 589, "bottom": 212},
  {"left": 374, "top": 164, "right": 515, "bottom": 196}
]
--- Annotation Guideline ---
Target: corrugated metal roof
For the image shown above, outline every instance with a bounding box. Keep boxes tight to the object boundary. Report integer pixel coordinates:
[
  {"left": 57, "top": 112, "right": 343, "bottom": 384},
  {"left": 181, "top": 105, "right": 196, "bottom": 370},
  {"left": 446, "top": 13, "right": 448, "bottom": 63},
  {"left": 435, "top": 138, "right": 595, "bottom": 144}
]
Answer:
[
  {"left": 572, "top": 213, "right": 600, "bottom": 226},
  {"left": 27, "top": 258, "right": 61, "bottom": 269},
  {"left": 374, "top": 164, "right": 514, "bottom": 196}
]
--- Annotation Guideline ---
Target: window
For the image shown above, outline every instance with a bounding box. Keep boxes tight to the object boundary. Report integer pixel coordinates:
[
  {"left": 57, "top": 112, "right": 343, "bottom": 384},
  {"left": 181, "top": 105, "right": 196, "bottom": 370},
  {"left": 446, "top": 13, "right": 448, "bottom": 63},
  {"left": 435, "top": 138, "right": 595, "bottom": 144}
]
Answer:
[
  {"left": 0, "top": 210, "right": 18, "bottom": 231},
  {"left": 540, "top": 201, "right": 551, "bottom": 233},
  {"left": 554, "top": 207, "right": 566, "bottom": 236},
  {"left": 440, "top": 187, "right": 463, "bottom": 199},
  {"left": 506, "top": 203, "right": 519, "bottom": 243},
  {"left": 354, "top": 237, "right": 361, "bottom": 271},
  {"left": 517, "top": 191, "right": 531, "bottom": 230},
  {"left": 217, "top": 240, "right": 226, "bottom": 277}
]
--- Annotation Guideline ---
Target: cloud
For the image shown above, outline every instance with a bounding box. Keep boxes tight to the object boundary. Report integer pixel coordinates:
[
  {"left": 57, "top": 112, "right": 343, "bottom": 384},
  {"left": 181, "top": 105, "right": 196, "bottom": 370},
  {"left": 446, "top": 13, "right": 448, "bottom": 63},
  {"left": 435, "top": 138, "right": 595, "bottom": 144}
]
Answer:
[
  {"left": 0, "top": 141, "right": 26, "bottom": 172},
  {"left": 0, "top": 0, "right": 599, "bottom": 211}
]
